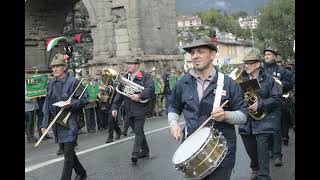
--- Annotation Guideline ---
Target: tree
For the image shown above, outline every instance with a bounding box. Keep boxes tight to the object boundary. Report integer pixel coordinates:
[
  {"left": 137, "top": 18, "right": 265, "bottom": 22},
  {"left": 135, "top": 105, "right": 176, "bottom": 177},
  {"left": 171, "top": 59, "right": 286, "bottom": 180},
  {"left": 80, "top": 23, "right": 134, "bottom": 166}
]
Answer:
[
  {"left": 255, "top": 0, "right": 295, "bottom": 60},
  {"left": 231, "top": 11, "right": 248, "bottom": 19}
]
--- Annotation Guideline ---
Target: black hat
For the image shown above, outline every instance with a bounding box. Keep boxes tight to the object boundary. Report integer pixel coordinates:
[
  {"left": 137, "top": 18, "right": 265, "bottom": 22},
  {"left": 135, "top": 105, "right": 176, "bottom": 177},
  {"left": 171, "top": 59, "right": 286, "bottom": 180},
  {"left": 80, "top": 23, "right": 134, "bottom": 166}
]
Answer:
[{"left": 183, "top": 35, "right": 218, "bottom": 53}]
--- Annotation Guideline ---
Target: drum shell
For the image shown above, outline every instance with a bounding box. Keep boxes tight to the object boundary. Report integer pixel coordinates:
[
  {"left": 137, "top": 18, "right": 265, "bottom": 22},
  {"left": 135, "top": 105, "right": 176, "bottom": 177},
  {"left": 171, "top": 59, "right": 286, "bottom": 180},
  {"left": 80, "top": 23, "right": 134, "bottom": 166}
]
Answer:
[{"left": 173, "top": 129, "right": 228, "bottom": 179}]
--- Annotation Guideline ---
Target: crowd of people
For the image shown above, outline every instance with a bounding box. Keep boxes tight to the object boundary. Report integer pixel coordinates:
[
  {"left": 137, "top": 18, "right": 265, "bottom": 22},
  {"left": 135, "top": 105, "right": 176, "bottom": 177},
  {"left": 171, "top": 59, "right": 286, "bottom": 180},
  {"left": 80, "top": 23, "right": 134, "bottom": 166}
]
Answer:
[{"left": 25, "top": 35, "right": 295, "bottom": 180}]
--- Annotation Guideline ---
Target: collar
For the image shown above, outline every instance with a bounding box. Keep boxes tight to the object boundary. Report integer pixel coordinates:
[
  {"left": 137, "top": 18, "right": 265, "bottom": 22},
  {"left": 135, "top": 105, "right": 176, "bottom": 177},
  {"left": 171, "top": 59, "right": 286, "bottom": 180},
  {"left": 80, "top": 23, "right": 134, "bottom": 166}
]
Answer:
[{"left": 189, "top": 66, "right": 216, "bottom": 81}]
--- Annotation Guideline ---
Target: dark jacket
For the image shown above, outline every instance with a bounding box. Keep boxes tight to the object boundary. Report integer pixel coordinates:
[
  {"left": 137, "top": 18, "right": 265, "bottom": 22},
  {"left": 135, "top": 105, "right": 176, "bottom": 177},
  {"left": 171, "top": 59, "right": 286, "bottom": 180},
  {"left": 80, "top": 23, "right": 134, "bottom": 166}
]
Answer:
[
  {"left": 41, "top": 72, "right": 89, "bottom": 143},
  {"left": 111, "top": 71, "right": 155, "bottom": 117},
  {"left": 162, "top": 71, "right": 171, "bottom": 95},
  {"left": 264, "top": 62, "right": 294, "bottom": 94},
  {"left": 238, "top": 68, "right": 282, "bottom": 135},
  {"left": 168, "top": 66, "right": 248, "bottom": 168}
]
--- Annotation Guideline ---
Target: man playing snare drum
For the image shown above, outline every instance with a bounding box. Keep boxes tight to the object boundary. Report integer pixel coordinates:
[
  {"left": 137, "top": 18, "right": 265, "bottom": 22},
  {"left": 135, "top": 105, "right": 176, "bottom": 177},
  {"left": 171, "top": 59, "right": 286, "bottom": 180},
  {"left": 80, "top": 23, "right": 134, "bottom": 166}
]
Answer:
[{"left": 168, "top": 35, "right": 248, "bottom": 180}]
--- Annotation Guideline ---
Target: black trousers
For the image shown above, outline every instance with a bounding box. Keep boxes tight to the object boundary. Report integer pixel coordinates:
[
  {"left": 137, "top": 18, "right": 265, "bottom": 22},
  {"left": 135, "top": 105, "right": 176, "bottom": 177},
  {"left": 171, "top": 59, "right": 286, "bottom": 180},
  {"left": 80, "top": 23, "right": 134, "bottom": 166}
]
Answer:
[
  {"left": 36, "top": 97, "right": 45, "bottom": 137},
  {"left": 202, "top": 167, "right": 233, "bottom": 180},
  {"left": 25, "top": 111, "right": 36, "bottom": 138},
  {"left": 241, "top": 134, "right": 272, "bottom": 180},
  {"left": 96, "top": 108, "right": 108, "bottom": 129},
  {"left": 130, "top": 116, "right": 149, "bottom": 157},
  {"left": 61, "top": 141, "right": 86, "bottom": 180},
  {"left": 123, "top": 115, "right": 135, "bottom": 134},
  {"left": 108, "top": 112, "right": 122, "bottom": 139},
  {"left": 84, "top": 108, "right": 96, "bottom": 131},
  {"left": 281, "top": 102, "right": 292, "bottom": 140}
]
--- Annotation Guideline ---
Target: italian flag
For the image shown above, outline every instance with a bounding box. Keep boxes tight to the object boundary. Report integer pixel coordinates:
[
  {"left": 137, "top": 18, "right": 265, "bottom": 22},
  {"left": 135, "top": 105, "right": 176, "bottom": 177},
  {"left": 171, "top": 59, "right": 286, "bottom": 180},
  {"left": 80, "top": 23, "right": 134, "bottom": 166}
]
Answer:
[{"left": 46, "top": 36, "right": 66, "bottom": 51}]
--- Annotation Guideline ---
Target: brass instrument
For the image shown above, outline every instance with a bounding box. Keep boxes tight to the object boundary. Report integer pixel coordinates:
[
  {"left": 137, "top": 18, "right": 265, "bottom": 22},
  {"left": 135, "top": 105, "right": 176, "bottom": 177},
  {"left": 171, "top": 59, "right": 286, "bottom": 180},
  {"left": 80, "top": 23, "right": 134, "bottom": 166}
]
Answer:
[
  {"left": 115, "top": 75, "right": 149, "bottom": 103},
  {"left": 97, "top": 67, "right": 118, "bottom": 104},
  {"left": 228, "top": 68, "right": 267, "bottom": 120},
  {"left": 34, "top": 78, "right": 89, "bottom": 148}
]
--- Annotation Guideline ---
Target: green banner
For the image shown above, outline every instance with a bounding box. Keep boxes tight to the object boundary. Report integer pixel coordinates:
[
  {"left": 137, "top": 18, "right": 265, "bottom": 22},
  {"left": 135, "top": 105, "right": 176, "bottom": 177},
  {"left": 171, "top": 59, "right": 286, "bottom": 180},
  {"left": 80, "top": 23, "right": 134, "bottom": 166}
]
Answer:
[
  {"left": 25, "top": 74, "right": 49, "bottom": 98},
  {"left": 169, "top": 75, "right": 178, "bottom": 91}
]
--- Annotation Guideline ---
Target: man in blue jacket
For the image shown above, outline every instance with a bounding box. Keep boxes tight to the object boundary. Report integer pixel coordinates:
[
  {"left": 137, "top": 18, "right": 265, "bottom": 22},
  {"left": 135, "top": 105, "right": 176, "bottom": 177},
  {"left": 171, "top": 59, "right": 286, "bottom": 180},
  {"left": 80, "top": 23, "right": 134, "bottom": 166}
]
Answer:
[
  {"left": 40, "top": 53, "right": 89, "bottom": 180},
  {"left": 263, "top": 47, "right": 294, "bottom": 166},
  {"left": 238, "top": 50, "right": 282, "bottom": 180},
  {"left": 168, "top": 35, "right": 248, "bottom": 180}
]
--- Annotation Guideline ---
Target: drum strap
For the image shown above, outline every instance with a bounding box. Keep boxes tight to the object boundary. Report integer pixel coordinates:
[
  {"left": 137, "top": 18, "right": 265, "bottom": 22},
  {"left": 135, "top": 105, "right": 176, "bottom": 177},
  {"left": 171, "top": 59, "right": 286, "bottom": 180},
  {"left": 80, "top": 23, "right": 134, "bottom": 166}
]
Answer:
[{"left": 213, "top": 72, "right": 225, "bottom": 108}]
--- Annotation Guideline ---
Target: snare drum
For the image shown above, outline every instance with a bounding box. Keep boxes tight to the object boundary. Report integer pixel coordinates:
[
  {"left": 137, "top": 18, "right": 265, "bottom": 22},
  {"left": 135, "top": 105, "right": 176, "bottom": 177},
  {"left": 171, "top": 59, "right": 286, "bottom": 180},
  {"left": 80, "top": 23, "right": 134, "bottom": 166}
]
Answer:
[{"left": 172, "top": 127, "right": 228, "bottom": 179}]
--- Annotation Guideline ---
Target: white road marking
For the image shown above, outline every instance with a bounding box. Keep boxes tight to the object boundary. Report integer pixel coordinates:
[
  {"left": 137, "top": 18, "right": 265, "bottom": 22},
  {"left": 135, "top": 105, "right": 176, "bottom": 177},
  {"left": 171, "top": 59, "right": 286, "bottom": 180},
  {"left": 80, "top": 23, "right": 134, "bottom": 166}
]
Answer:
[{"left": 25, "top": 122, "right": 185, "bottom": 173}]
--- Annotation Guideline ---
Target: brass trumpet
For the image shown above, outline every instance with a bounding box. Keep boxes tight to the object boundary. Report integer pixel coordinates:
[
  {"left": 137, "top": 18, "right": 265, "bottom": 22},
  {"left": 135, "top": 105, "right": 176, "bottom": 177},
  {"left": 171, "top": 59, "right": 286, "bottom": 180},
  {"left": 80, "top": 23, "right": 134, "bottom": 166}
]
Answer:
[
  {"left": 34, "top": 78, "right": 89, "bottom": 148},
  {"left": 115, "top": 75, "right": 149, "bottom": 103}
]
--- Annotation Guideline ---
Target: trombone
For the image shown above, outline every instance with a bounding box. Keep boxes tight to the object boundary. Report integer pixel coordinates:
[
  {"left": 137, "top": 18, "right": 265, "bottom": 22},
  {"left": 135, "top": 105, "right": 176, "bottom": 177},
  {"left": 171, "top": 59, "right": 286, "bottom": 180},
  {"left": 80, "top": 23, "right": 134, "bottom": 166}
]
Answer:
[{"left": 34, "top": 78, "right": 89, "bottom": 148}]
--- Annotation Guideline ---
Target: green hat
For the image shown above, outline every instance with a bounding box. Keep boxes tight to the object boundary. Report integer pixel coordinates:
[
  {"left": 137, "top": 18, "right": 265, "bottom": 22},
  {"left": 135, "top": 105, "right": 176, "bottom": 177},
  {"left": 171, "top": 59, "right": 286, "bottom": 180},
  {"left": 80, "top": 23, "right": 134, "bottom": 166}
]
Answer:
[
  {"left": 125, "top": 56, "right": 141, "bottom": 64},
  {"left": 183, "top": 35, "right": 218, "bottom": 53},
  {"left": 243, "top": 50, "right": 261, "bottom": 62},
  {"left": 263, "top": 47, "right": 278, "bottom": 56},
  {"left": 50, "top": 53, "right": 66, "bottom": 66}
]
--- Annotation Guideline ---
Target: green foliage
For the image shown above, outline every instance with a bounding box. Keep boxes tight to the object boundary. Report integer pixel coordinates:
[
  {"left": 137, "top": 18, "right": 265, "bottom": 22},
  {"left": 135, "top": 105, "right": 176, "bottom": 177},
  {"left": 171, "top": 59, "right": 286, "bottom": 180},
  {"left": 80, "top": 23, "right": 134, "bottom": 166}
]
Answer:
[
  {"left": 197, "top": 9, "right": 251, "bottom": 39},
  {"left": 256, "top": 0, "right": 295, "bottom": 60}
]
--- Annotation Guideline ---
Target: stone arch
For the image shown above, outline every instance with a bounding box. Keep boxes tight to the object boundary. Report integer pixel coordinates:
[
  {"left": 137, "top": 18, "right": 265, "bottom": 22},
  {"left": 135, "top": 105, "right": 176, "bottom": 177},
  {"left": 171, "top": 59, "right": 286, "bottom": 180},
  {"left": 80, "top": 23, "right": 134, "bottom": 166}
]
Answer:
[{"left": 25, "top": 0, "right": 96, "bottom": 70}]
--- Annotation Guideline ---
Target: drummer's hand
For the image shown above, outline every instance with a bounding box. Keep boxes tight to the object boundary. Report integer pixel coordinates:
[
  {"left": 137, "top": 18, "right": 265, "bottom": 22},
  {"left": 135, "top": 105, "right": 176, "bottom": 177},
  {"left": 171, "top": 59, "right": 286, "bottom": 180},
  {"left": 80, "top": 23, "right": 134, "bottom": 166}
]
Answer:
[
  {"left": 99, "top": 85, "right": 106, "bottom": 91},
  {"left": 41, "top": 128, "right": 46, "bottom": 134},
  {"left": 170, "top": 125, "right": 182, "bottom": 141},
  {"left": 211, "top": 107, "right": 226, "bottom": 122}
]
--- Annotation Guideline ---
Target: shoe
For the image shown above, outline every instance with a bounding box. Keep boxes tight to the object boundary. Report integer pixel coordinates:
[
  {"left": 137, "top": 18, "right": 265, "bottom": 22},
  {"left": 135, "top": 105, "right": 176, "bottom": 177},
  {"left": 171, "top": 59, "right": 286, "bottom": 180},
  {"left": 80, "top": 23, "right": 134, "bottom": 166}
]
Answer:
[
  {"left": 122, "top": 131, "right": 127, "bottom": 136},
  {"left": 56, "top": 147, "right": 64, "bottom": 155},
  {"left": 115, "top": 133, "right": 121, "bottom": 140},
  {"left": 88, "top": 129, "right": 96, "bottom": 133},
  {"left": 251, "top": 170, "right": 258, "bottom": 180},
  {"left": 74, "top": 173, "right": 87, "bottom": 180},
  {"left": 130, "top": 156, "right": 138, "bottom": 165},
  {"left": 27, "top": 137, "right": 37, "bottom": 143},
  {"left": 274, "top": 157, "right": 283, "bottom": 166},
  {"left": 283, "top": 138, "right": 289, "bottom": 145},
  {"left": 45, "top": 135, "right": 53, "bottom": 139},
  {"left": 105, "top": 138, "right": 113, "bottom": 143},
  {"left": 137, "top": 153, "right": 149, "bottom": 159}
]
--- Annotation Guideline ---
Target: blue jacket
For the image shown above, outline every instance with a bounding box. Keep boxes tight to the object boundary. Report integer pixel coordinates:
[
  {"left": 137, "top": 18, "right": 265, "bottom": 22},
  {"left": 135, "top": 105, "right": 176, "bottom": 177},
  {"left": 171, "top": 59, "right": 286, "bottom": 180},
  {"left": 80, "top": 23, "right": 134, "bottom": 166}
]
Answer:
[
  {"left": 238, "top": 68, "right": 282, "bottom": 135},
  {"left": 264, "top": 62, "right": 294, "bottom": 94},
  {"left": 41, "top": 72, "right": 89, "bottom": 143},
  {"left": 168, "top": 67, "right": 248, "bottom": 168}
]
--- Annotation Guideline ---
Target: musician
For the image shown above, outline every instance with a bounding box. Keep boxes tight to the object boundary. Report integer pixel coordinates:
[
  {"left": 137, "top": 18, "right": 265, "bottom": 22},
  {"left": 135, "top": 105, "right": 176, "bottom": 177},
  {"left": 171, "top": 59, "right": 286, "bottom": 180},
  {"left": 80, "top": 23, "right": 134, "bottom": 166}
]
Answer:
[
  {"left": 238, "top": 50, "right": 282, "bottom": 180},
  {"left": 40, "top": 53, "right": 89, "bottom": 180},
  {"left": 25, "top": 84, "right": 39, "bottom": 143},
  {"left": 168, "top": 35, "right": 248, "bottom": 180},
  {"left": 83, "top": 74, "right": 98, "bottom": 133},
  {"left": 111, "top": 56, "right": 155, "bottom": 165},
  {"left": 96, "top": 69, "right": 109, "bottom": 131},
  {"left": 101, "top": 67, "right": 123, "bottom": 143},
  {"left": 263, "top": 47, "right": 294, "bottom": 166}
]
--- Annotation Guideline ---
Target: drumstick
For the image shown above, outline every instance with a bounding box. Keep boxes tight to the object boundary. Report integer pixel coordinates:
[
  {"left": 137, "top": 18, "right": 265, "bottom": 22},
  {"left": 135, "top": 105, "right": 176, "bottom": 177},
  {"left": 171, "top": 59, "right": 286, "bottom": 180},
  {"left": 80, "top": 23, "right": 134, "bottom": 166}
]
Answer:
[{"left": 185, "top": 100, "right": 228, "bottom": 141}]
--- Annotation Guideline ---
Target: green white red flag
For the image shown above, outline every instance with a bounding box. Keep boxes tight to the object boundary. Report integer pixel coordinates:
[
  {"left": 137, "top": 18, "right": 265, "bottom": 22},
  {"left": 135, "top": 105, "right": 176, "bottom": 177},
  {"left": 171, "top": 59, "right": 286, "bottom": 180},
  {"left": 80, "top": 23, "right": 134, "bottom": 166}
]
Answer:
[{"left": 46, "top": 36, "right": 66, "bottom": 51}]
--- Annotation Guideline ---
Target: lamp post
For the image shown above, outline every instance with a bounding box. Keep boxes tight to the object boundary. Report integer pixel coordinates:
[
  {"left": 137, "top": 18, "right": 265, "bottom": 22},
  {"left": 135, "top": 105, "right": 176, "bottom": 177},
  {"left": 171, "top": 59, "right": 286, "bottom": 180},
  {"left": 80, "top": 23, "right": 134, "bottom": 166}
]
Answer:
[{"left": 250, "top": 25, "right": 254, "bottom": 49}]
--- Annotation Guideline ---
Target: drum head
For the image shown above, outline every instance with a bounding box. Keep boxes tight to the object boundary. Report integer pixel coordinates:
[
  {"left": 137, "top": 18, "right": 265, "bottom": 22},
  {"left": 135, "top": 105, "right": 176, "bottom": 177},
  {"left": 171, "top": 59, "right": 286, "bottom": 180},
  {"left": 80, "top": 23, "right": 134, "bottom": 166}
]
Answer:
[{"left": 172, "top": 127, "right": 210, "bottom": 165}]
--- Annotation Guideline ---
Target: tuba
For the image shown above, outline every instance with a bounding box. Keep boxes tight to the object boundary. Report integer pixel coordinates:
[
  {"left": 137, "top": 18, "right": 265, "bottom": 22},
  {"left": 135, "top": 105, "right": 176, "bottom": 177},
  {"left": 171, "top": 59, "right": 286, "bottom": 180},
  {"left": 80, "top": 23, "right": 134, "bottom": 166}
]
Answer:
[
  {"left": 228, "top": 68, "right": 267, "bottom": 120},
  {"left": 97, "top": 67, "right": 118, "bottom": 104},
  {"left": 115, "top": 75, "right": 149, "bottom": 103}
]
